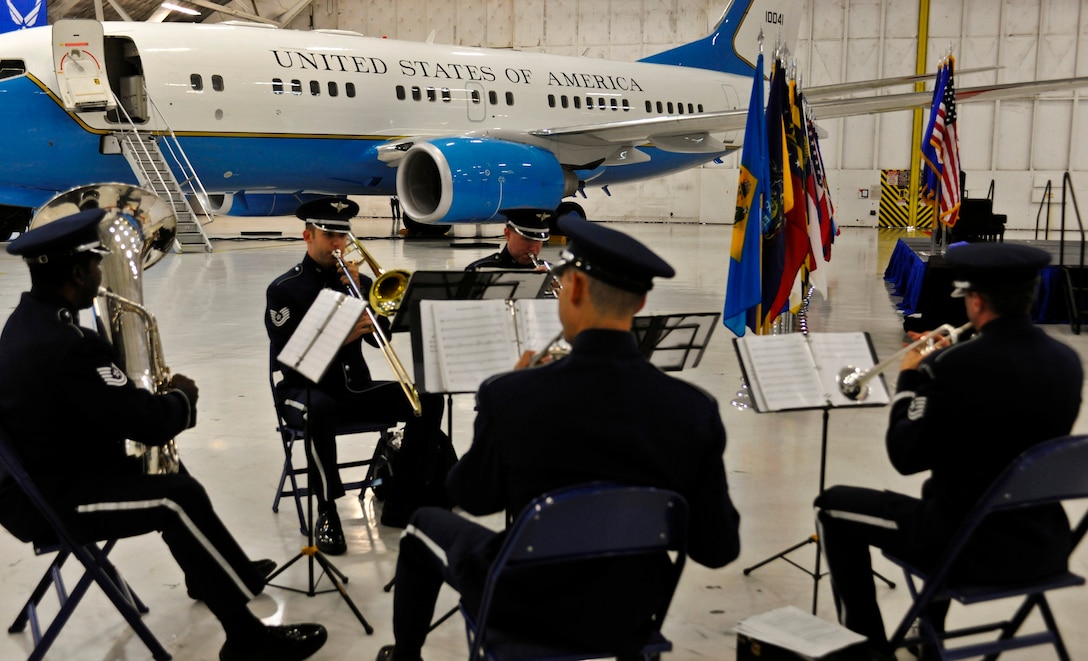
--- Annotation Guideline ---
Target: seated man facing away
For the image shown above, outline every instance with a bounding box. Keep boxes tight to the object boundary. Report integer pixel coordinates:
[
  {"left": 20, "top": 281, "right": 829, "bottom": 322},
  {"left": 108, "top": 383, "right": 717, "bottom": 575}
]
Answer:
[
  {"left": 0, "top": 210, "right": 327, "bottom": 661},
  {"left": 377, "top": 216, "right": 742, "bottom": 661},
  {"left": 815, "top": 242, "right": 1083, "bottom": 660}
]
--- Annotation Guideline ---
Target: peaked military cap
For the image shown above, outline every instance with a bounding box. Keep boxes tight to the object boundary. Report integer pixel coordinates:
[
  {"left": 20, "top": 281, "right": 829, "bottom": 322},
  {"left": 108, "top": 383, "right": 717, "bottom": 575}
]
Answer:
[
  {"left": 296, "top": 198, "right": 359, "bottom": 233},
  {"left": 945, "top": 242, "right": 1050, "bottom": 297},
  {"left": 506, "top": 214, "right": 550, "bottom": 241},
  {"left": 555, "top": 215, "right": 674, "bottom": 293},
  {"left": 7, "top": 208, "right": 110, "bottom": 264}
]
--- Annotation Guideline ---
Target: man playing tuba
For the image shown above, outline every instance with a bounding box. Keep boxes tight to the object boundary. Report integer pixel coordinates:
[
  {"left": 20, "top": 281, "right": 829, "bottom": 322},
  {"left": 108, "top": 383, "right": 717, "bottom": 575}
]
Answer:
[{"left": 0, "top": 209, "right": 328, "bottom": 660}]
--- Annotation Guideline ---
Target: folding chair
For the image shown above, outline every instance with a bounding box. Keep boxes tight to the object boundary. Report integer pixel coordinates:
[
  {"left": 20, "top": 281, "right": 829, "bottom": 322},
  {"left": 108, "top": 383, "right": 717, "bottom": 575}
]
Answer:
[
  {"left": 0, "top": 422, "right": 171, "bottom": 661},
  {"left": 269, "top": 362, "right": 396, "bottom": 535},
  {"left": 462, "top": 483, "right": 689, "bottom": 661},
  {"left": 885, "top": 434, "right": 1088, "bottom": 661}
]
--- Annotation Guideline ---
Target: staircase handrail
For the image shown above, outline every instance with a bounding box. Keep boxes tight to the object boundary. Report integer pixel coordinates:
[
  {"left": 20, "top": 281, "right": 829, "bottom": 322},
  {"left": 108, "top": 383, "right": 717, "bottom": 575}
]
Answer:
[
  {"left": 1034, "top": 179, "right": 1054, "bottom": 241},
  {"left": 109, "top": 96, "right": 175, "bottom": 199},
  {"left": 1060, "top": 172, "right": 1085, "bottom": 269},
  {"left": 143, "top": 94, "right": 214, "bottom": 226}
]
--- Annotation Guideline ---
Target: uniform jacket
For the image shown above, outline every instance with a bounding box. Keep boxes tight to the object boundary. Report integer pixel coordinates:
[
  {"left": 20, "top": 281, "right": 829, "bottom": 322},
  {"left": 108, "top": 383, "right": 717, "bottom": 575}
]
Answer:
[
  {"left": 0, "top": 292, "right": 195, "bottom": 538},
  {"left": 887, "top": 314, "right": 1082, "bottom": 575},
  {"left": 448, "top": 328, "right": 741, "bottom": 569},
  {"left": 265, "top": 254, "right": 388, "bottom": 396},
  {"left": 464, "top": 246, "right": 532, "bottom": 271}
]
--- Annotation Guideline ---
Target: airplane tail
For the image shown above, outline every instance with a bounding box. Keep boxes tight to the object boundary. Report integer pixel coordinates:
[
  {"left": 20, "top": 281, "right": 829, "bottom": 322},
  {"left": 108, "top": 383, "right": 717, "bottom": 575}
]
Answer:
[{"left": 639, "top": 0, "right": 804, "bottom": 76}]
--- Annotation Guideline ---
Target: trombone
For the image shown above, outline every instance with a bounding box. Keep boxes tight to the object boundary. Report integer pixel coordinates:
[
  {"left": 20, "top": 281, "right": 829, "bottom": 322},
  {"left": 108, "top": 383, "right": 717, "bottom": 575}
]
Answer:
[
  {"left": 837, "top": 322, "right": 973, "bottom": 401},
  {"left": 340, "top": 232, "right": 412, "bottom": 316},
  {"left": 332, "top": 248, "right": 423, "bottom": 416}
]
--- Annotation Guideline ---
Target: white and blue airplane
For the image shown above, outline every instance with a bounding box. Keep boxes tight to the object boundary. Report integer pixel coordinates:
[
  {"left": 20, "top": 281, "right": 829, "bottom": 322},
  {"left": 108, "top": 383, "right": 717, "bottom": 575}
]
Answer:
[{"left": 0, "top": 0, "right": 1085, "bottom": 239}]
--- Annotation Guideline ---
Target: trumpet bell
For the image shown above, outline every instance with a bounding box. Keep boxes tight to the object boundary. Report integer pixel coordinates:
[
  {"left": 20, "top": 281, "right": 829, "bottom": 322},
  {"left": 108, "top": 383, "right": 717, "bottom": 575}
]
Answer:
[{"left": 837, "top": 366, "right": 868, "bottom": 401}]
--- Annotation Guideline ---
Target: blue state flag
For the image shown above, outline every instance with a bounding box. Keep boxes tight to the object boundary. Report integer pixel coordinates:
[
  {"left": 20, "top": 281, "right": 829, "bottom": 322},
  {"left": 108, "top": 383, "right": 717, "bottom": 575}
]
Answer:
[
  {"left": 1, "top": 0, "right": 46, "bottom": 32},
  {"left": 723, "top": 52, "right": 768, "bottom": 337}
]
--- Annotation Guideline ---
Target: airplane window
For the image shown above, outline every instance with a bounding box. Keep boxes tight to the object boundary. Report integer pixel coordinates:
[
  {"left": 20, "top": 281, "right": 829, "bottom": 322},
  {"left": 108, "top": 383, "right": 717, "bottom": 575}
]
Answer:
[
  {"left": 441, "top": 88, "right": 451, "bottom": 102},
  {"left": 412, "top": 86, "right": 422, "bottom": 101},
  {"left": 291, "top": 79, "right": 302, "bottom": 95},
  {"left": 561, "top": 95, "right": 569, "bottom": 109},
  {"left": 328, "top": 81, "right": 338, "bottom": 97},
  {"left": 656, "top": 101, "right": 663, "bottom": 113},
  {"left": 0, "top": 59, "right": 26, "bottom": 80},
  {"left": 310, "top": 80, "right": 320, "bottom": 96},
  {"left": 645, "top": 100, "right": 652, "bottom": 112},
  {"left": 190, "top": 74, "right": 203, "bottom": 91},
  {"left": 667, "top": 102, "right": 674, "bottom": 113},
  {"left": 345, "top": 82, "right": 356, "bottom": 97},
  {"left": 505, "top": 91, "right": 514, "bottom": 105},
  {"left": 698, "top": 103, "right": 704, "bottom": 112},
  {"left": 211, "top": 75, "right": 224, "bottom": 92},
  {"left": 470, "top": 89, "right": 480, "bottom": 103},
  {"left": 677, "top": 102, "right": 684, "bottom": 114},
  {"left": 585, "top": 96, "right": 592, "bottom": 109},
  {"left": 489, "top": 90, "right": 498, "bottom": 105},
  {"left": 427, "top": 87, "right": 436, "bottom": 101},
  {"left": 688, "top": 103, "right": 694, "bottom": 113},
  {"left": 573, "top": 96, "right": 581, "bottom": 109},
  {"left": 610, "top": 98, "right": 617, "bottom": 111},
  {"left": 622, "top": 99, "right": 629, "bottom": 111},
  {"left": 272, "top": 78, "right": 284, "bottom": 95},
  {"left": 547, "top": 94, "right": 555, "bottom": 108},
  {"left": 396, "top": 85, "right": 406, "bottom": 100},
  {"left": 597, "top": 97, "right": 605, "bottom": 110}
]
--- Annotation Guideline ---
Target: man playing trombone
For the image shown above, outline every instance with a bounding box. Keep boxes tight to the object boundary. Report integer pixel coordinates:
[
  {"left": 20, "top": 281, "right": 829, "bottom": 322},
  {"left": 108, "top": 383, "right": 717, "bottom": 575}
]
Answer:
[
  {"left": 815, "top": 242, "right": 1082, "bottom": 660},
  {"left": 265, "top": 199, "right": 453, "bottom": 551}
]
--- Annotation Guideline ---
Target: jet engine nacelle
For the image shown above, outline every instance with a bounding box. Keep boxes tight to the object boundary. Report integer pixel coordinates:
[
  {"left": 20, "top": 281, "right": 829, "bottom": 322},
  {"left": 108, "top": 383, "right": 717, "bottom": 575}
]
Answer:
[{"left": 396, "top": 137, "right": 574, "bottom": 224}]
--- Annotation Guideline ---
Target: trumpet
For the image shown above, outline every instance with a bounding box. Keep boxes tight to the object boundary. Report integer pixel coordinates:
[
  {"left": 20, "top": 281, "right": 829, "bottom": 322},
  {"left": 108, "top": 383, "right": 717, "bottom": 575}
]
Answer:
[
  {"left": 528, "top": 253, "right": 562, "bottom": 298},
  {"left": 837, "top": 322, "right": 973, "bottom": 401},
  {"left": 527, "top": 330, "right": 570, "bottom": 367},
  {"left": 331, "top": 248, "right": 423, "bottom": 416},
  {"left": 339, "top": 232, "right": 411, "bottom": 316}
]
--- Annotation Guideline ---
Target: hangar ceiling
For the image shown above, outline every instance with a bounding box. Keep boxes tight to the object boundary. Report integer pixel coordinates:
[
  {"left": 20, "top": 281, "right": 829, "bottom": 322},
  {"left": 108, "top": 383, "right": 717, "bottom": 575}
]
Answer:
[{"left": 44, "top": 0, "right": 309, "bottom": 25}]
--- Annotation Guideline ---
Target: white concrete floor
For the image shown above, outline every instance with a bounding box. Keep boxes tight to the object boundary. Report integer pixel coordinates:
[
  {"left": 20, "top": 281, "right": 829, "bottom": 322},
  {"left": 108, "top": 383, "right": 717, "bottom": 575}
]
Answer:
[{"left": 0, "top": 219, "right": 1086, "bottom": 661}]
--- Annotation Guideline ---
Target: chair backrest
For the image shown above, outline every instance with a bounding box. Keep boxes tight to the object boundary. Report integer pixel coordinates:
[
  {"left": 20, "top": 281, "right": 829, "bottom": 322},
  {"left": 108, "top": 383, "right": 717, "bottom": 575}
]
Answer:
[
  {"left": 975, "top": 434, "right": 1088, "bottom": 514},
  {"left": 500, "top": 482, "right": 688, "bottom": 567}
]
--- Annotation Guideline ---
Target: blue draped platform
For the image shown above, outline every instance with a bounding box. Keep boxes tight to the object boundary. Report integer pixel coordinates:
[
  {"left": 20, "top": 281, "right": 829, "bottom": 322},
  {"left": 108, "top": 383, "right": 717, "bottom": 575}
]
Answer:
[{"left": 883, "top": 238, "right": 1074, "bottom": 325}]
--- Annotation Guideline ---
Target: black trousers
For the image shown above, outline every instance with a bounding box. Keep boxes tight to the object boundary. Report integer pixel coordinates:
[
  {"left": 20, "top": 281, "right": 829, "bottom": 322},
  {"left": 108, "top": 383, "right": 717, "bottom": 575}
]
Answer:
[
  {"left": 814, "top": 486, "right": 929, "bottom": 647},
  {"left": 49, "top": 467, "right": 266, "bottom": 627},
  {"left": 391, "top": 507, "right": 499, "bottom": 659},
  {"left": 281, "top": 382, "right": 446, "bottom": 510}
]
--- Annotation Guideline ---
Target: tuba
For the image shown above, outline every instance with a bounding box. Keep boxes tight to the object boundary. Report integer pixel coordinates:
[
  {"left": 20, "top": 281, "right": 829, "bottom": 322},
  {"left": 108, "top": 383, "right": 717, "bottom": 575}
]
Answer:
[{"left": 31, "top": 184, "right": 181, "bottom": 474}]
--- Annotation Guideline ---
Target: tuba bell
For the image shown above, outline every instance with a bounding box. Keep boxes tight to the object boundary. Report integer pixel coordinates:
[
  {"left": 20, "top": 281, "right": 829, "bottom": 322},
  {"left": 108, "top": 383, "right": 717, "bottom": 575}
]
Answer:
[{"left": 31, "top": 184, "right": 181, "bottom": 474}]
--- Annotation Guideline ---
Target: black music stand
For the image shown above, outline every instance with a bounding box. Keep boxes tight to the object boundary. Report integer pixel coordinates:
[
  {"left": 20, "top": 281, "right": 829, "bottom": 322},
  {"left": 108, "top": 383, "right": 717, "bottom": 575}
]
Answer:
[
  {"left": 733, "top": 332, "right": 894, "bottom": 614},
  {"left": 266, "top": 289, "right": 374, "bottom": 634},
  {"left": 631, "top": 312, "right": 720, "bottom": 372}
]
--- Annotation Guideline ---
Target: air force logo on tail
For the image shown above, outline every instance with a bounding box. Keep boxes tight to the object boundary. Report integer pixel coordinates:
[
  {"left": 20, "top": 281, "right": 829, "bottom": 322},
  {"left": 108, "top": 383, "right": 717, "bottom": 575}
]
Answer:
[{"left": 2, "top": 0, "right": 44, "bottom": 32}]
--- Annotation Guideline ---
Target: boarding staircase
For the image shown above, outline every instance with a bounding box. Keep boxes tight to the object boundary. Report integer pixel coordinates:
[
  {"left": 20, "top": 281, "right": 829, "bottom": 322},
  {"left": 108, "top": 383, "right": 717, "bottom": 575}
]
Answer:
[
  {"left": 111, "top": 94, "right": 213, "bottom": 253},
  {"left": 1035, "top": 173, "right": 1088, "bottom": 334}
]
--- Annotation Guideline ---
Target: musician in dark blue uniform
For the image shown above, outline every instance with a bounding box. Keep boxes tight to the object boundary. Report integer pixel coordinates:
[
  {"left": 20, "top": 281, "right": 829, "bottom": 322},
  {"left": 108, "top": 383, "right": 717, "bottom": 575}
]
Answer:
[
  {"left": 265, "top": 199, "right": 451, "bottom": 552},
  {"left": 377, "top": 217, "right": 742, "bottom": 661},
  {"left": 815, "top": 242, "right": 1082, "bottom": 659},
  {"left": 0, "top": 210, "right": 327, "bottom": 661},
  {"left": 464, "top": 216, "right": 550, "bottom": 270}
]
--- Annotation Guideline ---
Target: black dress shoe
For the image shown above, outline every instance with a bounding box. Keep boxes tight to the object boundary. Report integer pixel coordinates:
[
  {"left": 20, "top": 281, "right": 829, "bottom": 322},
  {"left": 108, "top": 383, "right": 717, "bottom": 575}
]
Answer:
[
  {"left": 315, "top": 511, "right": 347, "bottom": 555},
  {"left": 188, "top": 559, "right": 279, "bottom": 601},
  {"left": 220, "top": 623, "right": 328, "bottom": 661},
  {"left": 375, "top": 644, "right": 422, "bottom": 661}
]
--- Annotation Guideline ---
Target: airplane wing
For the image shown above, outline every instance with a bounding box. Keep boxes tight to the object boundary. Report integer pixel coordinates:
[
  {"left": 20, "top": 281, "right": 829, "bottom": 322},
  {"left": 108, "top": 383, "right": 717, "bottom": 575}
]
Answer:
[{"left": 529, "top": 76, "right": 1088, "bottom": 155}]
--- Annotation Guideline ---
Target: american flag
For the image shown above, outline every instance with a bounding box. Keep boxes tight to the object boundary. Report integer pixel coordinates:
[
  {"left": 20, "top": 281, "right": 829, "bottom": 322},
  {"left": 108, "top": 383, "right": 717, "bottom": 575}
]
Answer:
[{"left": 932, "top": 59, "right": 962, "bottom": 226}]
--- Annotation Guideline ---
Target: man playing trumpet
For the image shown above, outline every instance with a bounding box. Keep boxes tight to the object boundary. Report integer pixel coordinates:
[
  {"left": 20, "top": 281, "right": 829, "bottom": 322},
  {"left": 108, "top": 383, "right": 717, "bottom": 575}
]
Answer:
[{"left": 815, "top": 242, "right": 1082, "bottom": 659}]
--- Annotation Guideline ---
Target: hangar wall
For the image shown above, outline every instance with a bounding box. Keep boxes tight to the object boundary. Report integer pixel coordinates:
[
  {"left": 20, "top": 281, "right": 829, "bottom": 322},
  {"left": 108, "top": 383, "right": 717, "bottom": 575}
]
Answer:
[{"left": 298, "top": 0, "right": 1087, "bottom": 230}]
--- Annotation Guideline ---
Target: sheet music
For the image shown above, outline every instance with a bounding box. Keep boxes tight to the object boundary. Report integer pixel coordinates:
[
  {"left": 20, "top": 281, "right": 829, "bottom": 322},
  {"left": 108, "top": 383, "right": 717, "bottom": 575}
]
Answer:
[
  {"left": 734, "top": 332, "right": 887, "bottom": 412},
  {"left": 277, "top": 289, "right": 364, "bottom": 383},
  {"left": 512, "top": 298, "right": 562, "bottom": 352},
  {"left": 427, "top": 299, "right": 520, "bottom": 393},
  {"left": 736, "top": 606, "right": 866, "bottom": 658},
  {"left": 808, "top": 332, "right": 890, "bottom": 406}
]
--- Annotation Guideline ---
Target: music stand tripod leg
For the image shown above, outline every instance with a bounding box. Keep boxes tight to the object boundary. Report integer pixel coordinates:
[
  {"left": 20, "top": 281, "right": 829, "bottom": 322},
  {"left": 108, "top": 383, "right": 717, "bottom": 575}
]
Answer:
[{"left": 267, "top": 385, "right": 375, "bottom": 635}]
